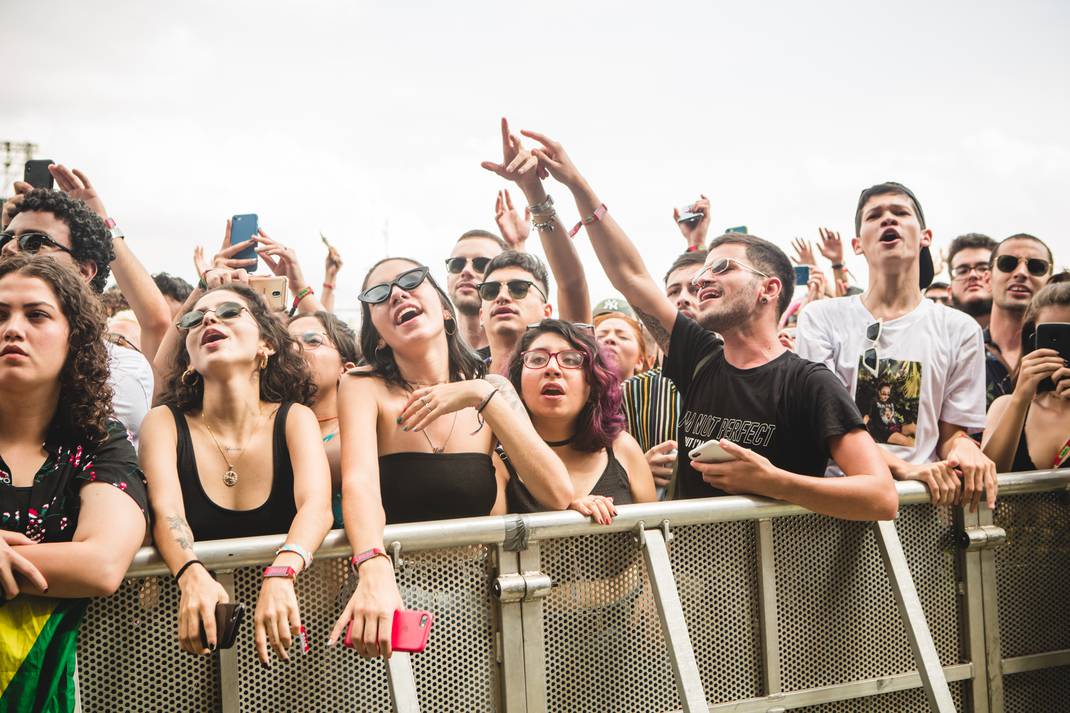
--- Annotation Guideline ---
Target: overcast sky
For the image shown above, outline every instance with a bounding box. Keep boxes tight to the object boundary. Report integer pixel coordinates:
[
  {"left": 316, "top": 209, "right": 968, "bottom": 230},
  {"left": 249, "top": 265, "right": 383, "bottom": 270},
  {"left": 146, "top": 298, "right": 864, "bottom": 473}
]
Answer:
[{"left": 3, "top": 0, "right": 1068, "bottom": 318}]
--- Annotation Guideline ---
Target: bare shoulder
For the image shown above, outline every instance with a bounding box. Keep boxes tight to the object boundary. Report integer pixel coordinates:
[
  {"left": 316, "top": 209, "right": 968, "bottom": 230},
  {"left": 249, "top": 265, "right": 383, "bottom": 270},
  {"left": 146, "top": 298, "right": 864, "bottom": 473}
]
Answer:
[{"left": 611, "top": 430, "right": 648, "bottom": 468}]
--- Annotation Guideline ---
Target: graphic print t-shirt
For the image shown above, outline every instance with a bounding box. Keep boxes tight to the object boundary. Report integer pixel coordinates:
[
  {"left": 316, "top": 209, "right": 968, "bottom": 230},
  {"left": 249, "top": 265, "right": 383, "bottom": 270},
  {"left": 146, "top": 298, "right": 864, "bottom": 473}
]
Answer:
[
  {"left": 796, "top": 296, "right": 985, "bottom": 471},
  {"left": 663, "top": 314, "right": 866, "bottom": 499}
]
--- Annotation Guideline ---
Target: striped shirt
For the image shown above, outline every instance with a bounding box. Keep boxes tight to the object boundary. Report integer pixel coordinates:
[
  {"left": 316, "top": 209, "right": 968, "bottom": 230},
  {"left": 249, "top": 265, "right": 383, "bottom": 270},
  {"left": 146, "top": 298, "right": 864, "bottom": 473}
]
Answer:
[{"left": 620, "top": 367, "right": 681, "bottom": 453}]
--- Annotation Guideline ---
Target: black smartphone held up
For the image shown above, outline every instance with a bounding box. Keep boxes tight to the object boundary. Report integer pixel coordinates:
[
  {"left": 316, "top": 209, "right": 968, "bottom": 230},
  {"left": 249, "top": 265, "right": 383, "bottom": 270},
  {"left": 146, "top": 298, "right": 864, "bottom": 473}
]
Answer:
[
  {"left": 1035, "top": 322, "right": 1070, "bottom": 393},
  {"left": 230, "top": 214, "right": 259, "bottom": 273},
  {"left": 794, "top": 265, "right": 811, "bottom": 286},
  {"left": 24, "top": 160, "right": 55, "bottom": 190}
]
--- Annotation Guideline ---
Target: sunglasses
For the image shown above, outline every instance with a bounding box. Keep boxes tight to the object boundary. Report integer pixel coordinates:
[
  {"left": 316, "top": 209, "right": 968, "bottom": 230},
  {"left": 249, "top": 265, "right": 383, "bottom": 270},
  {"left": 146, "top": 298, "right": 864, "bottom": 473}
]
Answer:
[
  {"left": 690, "top": 257, "right": 770, "bottom": 287},
  {"left": 477, "top": 279, "right": 547, "bottom": 302},
  {"left": 521, "top": 348, "right": 586, "bottom": 369},
  {"left": 445, "top": 256, "right": 492, "bottom": 275},
  {"left": 862, "top": 320, "right": 882, "bottom": 377},
  {"left": 950, "top": 262, "right": 991, "bottom": 280},
  {"left": 994, "top": 255, "right": 1050, "bottom": 277},
  {"left": 296, "top": 331, "right": 333, "bottom": 349},
  {"left": 359, "top": 266, "right": 430, "bottom": 304},
  {"left": 178, "top": 301, "right": 248, "bottom": 330},
  {"left": 0, "top": 231, "right": 74, "bottom": 256}
]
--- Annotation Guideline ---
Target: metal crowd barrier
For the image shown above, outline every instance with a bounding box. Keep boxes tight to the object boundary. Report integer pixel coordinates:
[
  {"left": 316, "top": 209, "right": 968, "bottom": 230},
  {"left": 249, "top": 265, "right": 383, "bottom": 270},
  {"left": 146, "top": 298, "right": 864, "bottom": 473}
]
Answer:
[{"left": 74, "top": 469, "right": 1070, "bottom": 712}]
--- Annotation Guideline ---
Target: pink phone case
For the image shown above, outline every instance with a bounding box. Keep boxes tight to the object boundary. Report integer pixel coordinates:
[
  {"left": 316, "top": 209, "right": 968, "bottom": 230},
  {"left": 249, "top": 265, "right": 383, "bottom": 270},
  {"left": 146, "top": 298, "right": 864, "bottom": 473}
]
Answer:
[{"left": 344, "top": 609, "right": 434, "bottom": 653}]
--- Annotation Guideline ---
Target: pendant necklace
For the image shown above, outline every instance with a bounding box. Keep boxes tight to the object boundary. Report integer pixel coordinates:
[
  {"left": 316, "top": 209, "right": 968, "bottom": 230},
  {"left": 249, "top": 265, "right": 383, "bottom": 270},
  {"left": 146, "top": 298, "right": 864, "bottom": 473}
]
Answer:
[
  {"left": 421, "top": 412, "right": 458, "bottom": 455},
  {"left": 203, "top": 407, "right": 273, "bottom": 487}
]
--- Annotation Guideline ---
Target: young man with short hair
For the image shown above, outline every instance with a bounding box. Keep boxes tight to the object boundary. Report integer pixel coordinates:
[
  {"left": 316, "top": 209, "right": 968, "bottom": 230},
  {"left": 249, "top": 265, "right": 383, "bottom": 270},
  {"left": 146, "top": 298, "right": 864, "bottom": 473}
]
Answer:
[
  {"left": 984, "top": 233, "right": 1055, "bottom": 407},
  {"left": 520, "top": 128, "right": 897, "bottom": 520},
  {"left": 924, "top": 281, "right": 951, "bottom": 305},
  {"left": 478, "top": 250, "right": 554, "bottom": 373},
  {"left": 445, "top": 229, "right": 507, "bottom": 355},
  {"left": 947, "top": 233, "right": 997, "bottom": 328},
  {"left": 796, "top": 182, "right": 997, "bottom": 511}
]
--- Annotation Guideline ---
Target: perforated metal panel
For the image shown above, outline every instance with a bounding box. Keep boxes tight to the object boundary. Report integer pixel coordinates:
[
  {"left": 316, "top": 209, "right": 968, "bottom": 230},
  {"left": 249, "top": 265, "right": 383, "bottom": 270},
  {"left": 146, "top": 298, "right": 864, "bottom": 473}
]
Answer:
[
  {"left": 79, "top": 575, "right": 219, "bottom": 712},
  {"left": 541, "top": 531, "right": 679, "bottom": 713},
  {"left": 233, "top": 546, "right": 497, "bottom": 713},
  {"left": 992, "top": 491, "right": 1070, "bottom": 658},
  {"left": 1003, "top": 667, "right": 1070, "bottom": 713},
  {"left": 792, "top": 680, "right": 966, "bottom": 712},
  {"left": 773, "top": 504, "right": 963, "bottom": 692},
  {"left": 670, "top": 521, "right": 763, "bottom": 704}
]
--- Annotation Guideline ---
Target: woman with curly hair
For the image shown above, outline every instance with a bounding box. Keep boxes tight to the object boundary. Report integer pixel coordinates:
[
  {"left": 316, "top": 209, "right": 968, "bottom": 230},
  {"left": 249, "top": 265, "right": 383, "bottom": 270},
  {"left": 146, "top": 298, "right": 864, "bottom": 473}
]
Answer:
[
  {"left": 0, "top": 255, "right": 147, "bottom": 713},
  {"left": 505, "top": 319, "right": 656, "bottom": 523},
  {"left": 327, "top": 257, "right": 573, "bottom": 658},
  {"left": 139, "top": 282, "right": 332, "bottom": 667}
]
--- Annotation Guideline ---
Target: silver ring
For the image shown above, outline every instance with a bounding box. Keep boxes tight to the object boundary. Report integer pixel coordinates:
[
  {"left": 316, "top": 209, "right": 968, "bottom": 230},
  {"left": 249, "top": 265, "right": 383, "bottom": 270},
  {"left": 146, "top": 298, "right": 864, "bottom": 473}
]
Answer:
[
  {"left": 424, "top": 401, "right": 434, "bottom": 411},
  {"left": 420, "top": 396, "right": 430, "bottom": 405}
]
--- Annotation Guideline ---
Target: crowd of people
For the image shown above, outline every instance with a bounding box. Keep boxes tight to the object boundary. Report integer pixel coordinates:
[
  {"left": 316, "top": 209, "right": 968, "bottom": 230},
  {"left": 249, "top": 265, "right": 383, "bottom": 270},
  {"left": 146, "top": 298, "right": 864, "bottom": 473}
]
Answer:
[{"left": 0, "top": 120, "right": 1066, "bottom": 708}]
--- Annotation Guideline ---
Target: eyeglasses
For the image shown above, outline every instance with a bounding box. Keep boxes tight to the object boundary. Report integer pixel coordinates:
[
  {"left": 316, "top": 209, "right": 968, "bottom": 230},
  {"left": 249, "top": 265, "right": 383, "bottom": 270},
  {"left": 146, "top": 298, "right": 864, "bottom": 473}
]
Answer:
[
  {"left": 444, "top": 256, "right": 492, "bottom": 275},
  {"left": 526, "top": 321, "right": 595, "bottom": 335},
  {"left": 994, "top": 255, "right": 1050, "bottom": 277},
  {"left": 359, "top": 266, "right": 430, "bottom": 304},
  {"left": 0, "top": 231, "right": 74, "bottom": 256},
  {"left": 104, "top": 332, "right": 142, "bottom": 354},
  {"left": 477, "top": 279, "right": 547, "bottom": 302},
  {"left": 296, "top": 331, "right": 334, "bottom": 350},
  {"left": 177, "top": 301, "right": 247, "bottom": 330},
  {"left": 950, "top": 262, "right": 991, "bottom": 280},
  {"left": 862, "top": 320, "right": 882, "bottom": 377},
  {"left": 690, "top": 257, "right": 770, "bottom": 288},
  {"left": 521, "top": 348, "right": 586, "bottom": 369}
]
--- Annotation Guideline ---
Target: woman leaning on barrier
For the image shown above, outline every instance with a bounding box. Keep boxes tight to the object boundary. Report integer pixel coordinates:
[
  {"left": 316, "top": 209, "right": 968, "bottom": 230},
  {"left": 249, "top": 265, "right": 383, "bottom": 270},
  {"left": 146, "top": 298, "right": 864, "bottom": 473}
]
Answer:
[
  {"left": 983, "top": 276, "right": 1070, "bottom": 472},
  {"left": 327, "top": 257, "right": 573, "bottom": 657},
  {"left": 287, "top": 310, "right": 359, "bottom": 528},
  {"left": 0, "top": 255, "right": 147, "bottom": 713},
  {"left": 505, "top": 319, "right": 656, "bottom": 523},
  {"left": 139, "top": 278, "right": 332, "bottom": 667}
]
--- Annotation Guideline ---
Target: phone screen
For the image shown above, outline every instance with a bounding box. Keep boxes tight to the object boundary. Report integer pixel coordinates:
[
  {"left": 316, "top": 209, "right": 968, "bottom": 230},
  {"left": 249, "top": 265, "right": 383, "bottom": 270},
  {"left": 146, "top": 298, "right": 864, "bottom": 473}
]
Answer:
[
  {"left": 794, "top": 265, "right": 811, "bottom": 286},
  {"left": 230, "top": 214, "right": 259, "bottom": 272}
]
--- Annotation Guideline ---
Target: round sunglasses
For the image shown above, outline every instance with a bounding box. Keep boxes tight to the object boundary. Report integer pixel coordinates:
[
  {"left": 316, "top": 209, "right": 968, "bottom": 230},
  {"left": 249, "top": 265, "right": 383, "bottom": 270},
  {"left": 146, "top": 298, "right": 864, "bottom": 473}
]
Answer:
[
  {"left": 690, "top": 257, "right": 769, "bottom": 287},
  {"left": 444, "top": 256, "right": 492, "bottom": 275},
  {"left": 0, "top": 231, "right": 74, "bottom": 256},
  {"left": 177, "top": 301, "right": 248, "bottom": 330},
  {"left": 359, "top": 266, "right": 430, "bottom": 304},
  {"left": 521, "top": 348, "right": 586, "bottom": 369},
  {"left": 477, "top": 279, "right": 547, "bottom": 302},
  {"left": 994, "top": 255, "right": 1050, "bottom": 277}
]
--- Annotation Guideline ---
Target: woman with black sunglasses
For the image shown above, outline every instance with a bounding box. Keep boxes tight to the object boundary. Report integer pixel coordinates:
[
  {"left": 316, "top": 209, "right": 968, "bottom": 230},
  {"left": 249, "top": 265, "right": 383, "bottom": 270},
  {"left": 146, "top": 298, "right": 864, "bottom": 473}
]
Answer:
[
  {"left": 504, "top": 320, "right": 656, "bottom": 522},
  {"left": 140, "top": 283, "right": 332, "bottom": 667},
  {"left": 327, "top": 257, "right": 573, "bottom": 658}
]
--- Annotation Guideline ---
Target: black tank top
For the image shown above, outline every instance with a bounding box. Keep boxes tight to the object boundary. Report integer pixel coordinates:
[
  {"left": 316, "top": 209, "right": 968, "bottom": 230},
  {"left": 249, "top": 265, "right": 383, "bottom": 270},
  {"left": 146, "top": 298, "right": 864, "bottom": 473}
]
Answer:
[
  {"left": 168, "top": 403, "right": 298, "bottom": 541},
  {"left": 378, "top": 452, "right": 497, "bottom": 524},
  {"left": 505, "top": 445, "right": 632, "bottom": 514}
]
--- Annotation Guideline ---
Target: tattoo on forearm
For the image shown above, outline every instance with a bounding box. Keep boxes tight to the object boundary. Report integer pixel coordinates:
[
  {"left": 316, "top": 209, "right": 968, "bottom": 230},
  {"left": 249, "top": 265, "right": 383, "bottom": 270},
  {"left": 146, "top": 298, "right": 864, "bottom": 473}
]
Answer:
[
  {"left": 167, "top": 514, "right": 195, "bottom": 551},
  {"left": 633, "top": 306, "right": 671, "bottom": 352},
  {"left": 485, "top": 375, "right": 526, "bottom": 415}
]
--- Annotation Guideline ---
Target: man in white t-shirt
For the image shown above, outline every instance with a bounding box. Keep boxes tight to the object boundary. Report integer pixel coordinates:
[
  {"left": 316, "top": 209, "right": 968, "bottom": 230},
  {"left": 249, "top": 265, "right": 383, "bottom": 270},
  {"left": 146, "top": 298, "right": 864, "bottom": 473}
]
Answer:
[{"left": 796, "top": 182, "right": 997, "bottom": 511}]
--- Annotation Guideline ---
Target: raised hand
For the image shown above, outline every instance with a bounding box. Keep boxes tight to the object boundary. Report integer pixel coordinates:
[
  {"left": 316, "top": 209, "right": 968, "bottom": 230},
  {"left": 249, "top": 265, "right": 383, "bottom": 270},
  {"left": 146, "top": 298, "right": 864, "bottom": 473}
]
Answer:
[
  {"left": 673, "top": 195, "right": 711, "bottom": 250},
  {"left": 325, "top": 244, "right": 343, "bottom": 278},
  {"left": 791, "top": 238, "right": 817, "bottom": 267},
  {"left": 49, "top": 165, "right": 108, "bottom": 218},
  {"left": 495, "top": 189, "right": 531, "bottom": 249},
  {"left": 520, "top": 128, "right": 584, "bottom": 189},
  {"left": 193, "top": 246, "right": 209, "bottom": 278},
  {"left": 817, "top": 228, "right": 844, "bottom": 265},
  {"left": 211, "top": 219, "right": 258, "bottom": 271},
  {"left": 480, "top": 118, "right": 540, "bottom": 191},
  {"left": 931, "top": 246, "right": 948, "bottom": 277},
  {"left": 1, "top": 181, "right": 32, "bottom": 229},
  {"left": 255, "top": 229, "right": 306, "bottom": 287}
]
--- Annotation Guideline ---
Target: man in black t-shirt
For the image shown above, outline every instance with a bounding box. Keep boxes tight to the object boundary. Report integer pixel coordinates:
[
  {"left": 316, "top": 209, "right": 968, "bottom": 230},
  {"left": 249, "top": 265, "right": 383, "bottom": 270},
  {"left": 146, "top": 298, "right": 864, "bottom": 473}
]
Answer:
[{"left": 522, "top": 129, "right": 897, "bottom": 520}]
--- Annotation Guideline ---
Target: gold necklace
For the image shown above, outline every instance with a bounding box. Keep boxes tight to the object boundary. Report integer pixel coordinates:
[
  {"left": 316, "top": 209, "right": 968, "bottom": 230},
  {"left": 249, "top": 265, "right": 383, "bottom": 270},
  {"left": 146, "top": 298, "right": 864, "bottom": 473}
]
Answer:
[
  {"left": 202, "top": 407, "right": 274, "bottom": 487},
  {"left": 421, "top": 412, "right": 458, "bottom": 454}
]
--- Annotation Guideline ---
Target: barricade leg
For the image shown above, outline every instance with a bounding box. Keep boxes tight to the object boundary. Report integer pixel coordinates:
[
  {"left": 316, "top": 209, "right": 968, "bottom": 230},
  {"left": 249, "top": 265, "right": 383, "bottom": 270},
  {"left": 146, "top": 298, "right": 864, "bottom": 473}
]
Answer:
[
  {"left": 872, "top": 520, "right": 956, "bottom": 712},
  {"left": 385, "top": 652, "right": 420, "bottom": 712},
  {"left": 976, "top": 503, "right": 1004, "bottom": 713},
  {"left": 640, "top": 524, "right": 708, "bottom": 712}
]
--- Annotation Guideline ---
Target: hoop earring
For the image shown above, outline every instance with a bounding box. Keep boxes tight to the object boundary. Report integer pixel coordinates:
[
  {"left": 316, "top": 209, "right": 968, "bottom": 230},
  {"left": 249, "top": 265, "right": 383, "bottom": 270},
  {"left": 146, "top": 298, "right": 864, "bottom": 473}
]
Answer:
[
  {"left": 181, "top": 367, "right": 199, "bottom": 385},
  {"left": 257, "top": 352, "right": 269, "bottom": 371},
  {"left": 444, "top": 318, "right": 457, "bottom": 337}
]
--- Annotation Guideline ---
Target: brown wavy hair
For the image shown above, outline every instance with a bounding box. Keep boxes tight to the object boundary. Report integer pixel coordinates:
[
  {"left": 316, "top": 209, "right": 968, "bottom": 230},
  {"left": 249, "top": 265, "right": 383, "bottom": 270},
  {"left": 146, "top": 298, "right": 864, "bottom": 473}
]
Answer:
[
  {"left": 161, "top": 284, "right": 315, "bottom": 411},
  {"left": 0, "top": 254, "right": 113, "bottom": 445}
]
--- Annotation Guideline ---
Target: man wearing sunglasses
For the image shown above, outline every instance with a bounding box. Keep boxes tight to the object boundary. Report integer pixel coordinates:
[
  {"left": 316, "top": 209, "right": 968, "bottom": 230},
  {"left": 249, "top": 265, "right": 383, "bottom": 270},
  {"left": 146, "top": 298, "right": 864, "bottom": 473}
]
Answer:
[
  {"left": 947, "top": 233, "right": 997, "bottom": 329},
  {"left": 445, "top": 230, "right": 506, "bottom": 356},
  {"left": 796, "top": 182, "right": 996, "bottom": 512},
  {"left": 985, "top": 233, "right": 1055, "bottom": 407},
  {"left": 477, "top": 251, "right": 554, "bottom": 373}
]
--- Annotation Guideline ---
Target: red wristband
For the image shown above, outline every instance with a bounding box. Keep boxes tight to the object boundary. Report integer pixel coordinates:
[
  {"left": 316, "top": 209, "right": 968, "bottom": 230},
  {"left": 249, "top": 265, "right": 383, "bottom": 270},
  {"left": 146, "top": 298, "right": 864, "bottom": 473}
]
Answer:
[
  {"left": 568, "top": 203, "right": 608, "bottom": 238},
  {"left": 322, "top": 282, "right": 335, "bottom": 289},
  {"left": 263, "top": 565, "right": 297, "bottom": 579},
  {"left": 350, "top": 547, "right": 389, "bottom": 574},
  {"left": 686, "top": 244, "right": 703, "bottom": 253}
]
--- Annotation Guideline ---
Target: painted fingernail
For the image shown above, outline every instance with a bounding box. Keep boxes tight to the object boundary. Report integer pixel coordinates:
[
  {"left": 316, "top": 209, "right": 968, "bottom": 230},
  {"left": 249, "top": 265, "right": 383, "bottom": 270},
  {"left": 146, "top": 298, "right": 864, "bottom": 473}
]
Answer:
[
  {"left": 396, "top": 416, "right": 402, "bottom": 424},
  {"left": 260, "top": 661, "right": 270, "bottom": 670},
  {"left": 402, "top": 426, "right": 409, "bottom": 432}
]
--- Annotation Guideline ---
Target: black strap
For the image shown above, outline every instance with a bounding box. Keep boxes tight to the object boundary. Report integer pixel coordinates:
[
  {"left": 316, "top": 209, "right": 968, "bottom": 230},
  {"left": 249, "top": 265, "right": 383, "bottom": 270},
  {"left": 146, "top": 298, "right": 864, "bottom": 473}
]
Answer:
[{"left": 175, "top": 559, "right": 208, "bottom": 583}]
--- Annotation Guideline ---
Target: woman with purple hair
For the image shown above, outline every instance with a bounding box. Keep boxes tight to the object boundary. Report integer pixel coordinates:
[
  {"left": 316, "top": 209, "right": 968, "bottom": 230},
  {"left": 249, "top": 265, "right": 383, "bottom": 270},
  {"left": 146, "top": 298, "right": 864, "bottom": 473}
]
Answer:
[{"left": 504, "top": 319, "right": 656, "bottom": 523}]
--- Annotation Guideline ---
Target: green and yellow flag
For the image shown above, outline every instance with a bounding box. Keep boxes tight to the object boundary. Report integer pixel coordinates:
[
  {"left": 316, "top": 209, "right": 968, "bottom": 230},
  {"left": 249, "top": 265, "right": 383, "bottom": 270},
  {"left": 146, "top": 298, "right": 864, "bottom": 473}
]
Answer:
[{"left": 0, "top": 596, "right": 87, "bottom": 713}]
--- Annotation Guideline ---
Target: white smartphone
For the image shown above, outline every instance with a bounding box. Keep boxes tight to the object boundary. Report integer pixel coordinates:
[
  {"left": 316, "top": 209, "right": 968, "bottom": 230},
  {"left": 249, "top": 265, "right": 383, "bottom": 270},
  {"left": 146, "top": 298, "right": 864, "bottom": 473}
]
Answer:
[{"left": 688, "top": 439, "right": 737, "bottom": 464}]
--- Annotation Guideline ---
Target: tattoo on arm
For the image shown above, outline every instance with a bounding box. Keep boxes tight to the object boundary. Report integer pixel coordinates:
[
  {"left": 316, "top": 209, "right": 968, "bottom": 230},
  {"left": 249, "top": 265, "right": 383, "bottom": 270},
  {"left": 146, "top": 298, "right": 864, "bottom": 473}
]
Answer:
[
  {"left": 485, "top": 375, "right": 526, "bottom": 415},
  {"left": 633, "top": 306, "right": 672, "bottom": 353},
  {"left": 166, "top": 514, "right": 195, "bottom": 551}
]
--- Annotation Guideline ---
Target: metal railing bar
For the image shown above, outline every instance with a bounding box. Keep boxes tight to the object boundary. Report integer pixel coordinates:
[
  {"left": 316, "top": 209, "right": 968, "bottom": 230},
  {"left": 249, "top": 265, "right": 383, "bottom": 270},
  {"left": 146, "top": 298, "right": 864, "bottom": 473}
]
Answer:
[
  {"left": 216, "top": 571, "right": 240, "bottom": 713},
  {"left": 755, "top": 518, "right": 781, "bottom": 696},
  {"left": 385, "top": 652, "right": 421, "bottom": 713},
  {"left": 958, "top": 507, "right": 991, "bottom": 713},
  {"left": 1000, "top": 649, "right": 1070, "bottom": 675},
  {"left": 120, "top": 471, "right": 1066, "bottom": 579}
]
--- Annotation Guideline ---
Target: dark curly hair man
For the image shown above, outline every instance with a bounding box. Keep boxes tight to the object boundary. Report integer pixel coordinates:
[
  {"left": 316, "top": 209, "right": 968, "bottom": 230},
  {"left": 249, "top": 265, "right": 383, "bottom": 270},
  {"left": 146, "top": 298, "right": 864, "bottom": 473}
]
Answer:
[{"left": 3, "top": 188, "right": 114, "bottom": 293}]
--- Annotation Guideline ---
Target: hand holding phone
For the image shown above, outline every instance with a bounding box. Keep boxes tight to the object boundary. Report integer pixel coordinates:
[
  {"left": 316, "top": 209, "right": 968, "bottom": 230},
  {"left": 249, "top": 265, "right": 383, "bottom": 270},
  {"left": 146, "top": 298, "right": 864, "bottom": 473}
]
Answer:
[
  {"left": 199, "top": 602, "right": 245, "bottom": 650},
  {"left": 230, "top": 214, "right": 259, "bottom": 272},
  {"left": 345, "top": 609, "right": 434, "bottom": 653},
  {"left": 24, "top": 160, "right": 55, "bottom": 190},
  {"left": 688, "top": 439, "right": 738, "bottom": 464}
]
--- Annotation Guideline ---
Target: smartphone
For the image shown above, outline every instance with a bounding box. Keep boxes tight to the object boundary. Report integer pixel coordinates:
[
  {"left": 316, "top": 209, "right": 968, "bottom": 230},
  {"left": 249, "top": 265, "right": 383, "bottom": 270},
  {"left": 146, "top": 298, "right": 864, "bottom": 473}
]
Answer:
[
  {"left": 249, "top": 275, "right": 288, "bottom": 312},
  {"left": 24, "top": 160, "right": 55, "bottom": 190},
  {"left": 345, "top": 609, "right": 434, "bottom": 653},
  {"left": 677, "top": 202, "right": 703, "bottom": 225},
  {"left": 794, "top": 265, "right": 811, "bottom": 286},
  {"left": 1036, "top": 323, "right": 1070, "bottom": 393},
  {"left": 725, "top": 225, "right": 748, "bottom": 234},
  {"left": 199, "top": 602, "right": 245, "bottom": 650},
  {"left": 688, "top": 439, "right": 737, "bottom": 464},
  {"left": 230, "top": 214, "right": 259, "bottom": 272}
]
